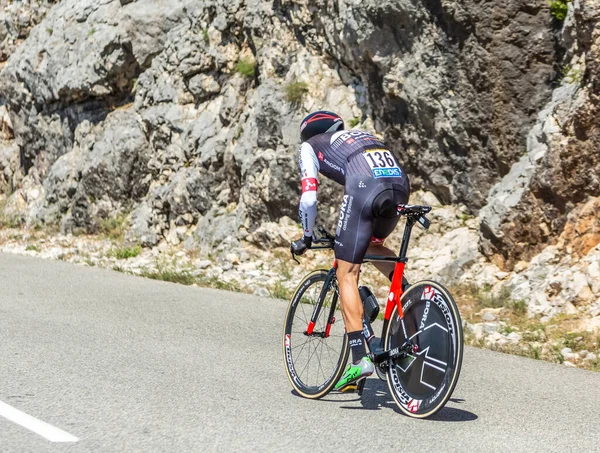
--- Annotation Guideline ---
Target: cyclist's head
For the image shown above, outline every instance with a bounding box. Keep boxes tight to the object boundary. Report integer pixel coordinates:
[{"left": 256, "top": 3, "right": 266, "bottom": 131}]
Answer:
[{"left": 299, "top": 111, "right": 344, "bottom": 142}]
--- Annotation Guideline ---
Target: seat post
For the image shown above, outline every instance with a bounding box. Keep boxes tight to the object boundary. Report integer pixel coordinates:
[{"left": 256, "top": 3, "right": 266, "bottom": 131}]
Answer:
[{"left": 398, "top": 217, "right": 416, "bottom": 262}]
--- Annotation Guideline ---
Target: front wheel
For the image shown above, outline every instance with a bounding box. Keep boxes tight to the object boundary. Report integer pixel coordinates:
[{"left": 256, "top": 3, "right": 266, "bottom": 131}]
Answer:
[
  {"left": 384, "top": 281, "right": 463, "bottom": 418},
  {"left": 282, "top": 270, "right": 349, "bottom": 398}
]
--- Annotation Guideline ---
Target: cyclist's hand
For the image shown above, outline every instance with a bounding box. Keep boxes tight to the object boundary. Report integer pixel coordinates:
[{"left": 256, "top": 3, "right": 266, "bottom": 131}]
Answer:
[{"left": 291, "top": 236, "right": 312, "bottom": 256}]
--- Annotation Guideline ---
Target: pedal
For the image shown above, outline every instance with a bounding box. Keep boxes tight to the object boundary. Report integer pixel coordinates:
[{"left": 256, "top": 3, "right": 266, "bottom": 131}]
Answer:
[
  {"left": 375, "top": 364, "right": 387, "bottom": 381},
  {"left": 339, "top": 384, "right": 358, "bottom": 393},
  {"left": 357, "top": 379, "right": 366, "bottom": 397}
]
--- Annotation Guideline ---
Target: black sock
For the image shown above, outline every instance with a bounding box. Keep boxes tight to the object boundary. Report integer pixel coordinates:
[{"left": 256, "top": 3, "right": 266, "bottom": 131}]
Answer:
[{"left": 347, "top": 330, "right": 367, "bottom": 364}]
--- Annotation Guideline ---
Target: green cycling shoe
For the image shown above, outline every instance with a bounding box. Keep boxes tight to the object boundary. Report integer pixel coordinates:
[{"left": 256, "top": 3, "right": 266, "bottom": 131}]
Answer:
[{"left": 335, "top": 357, "right": 374, "bottom": 391}]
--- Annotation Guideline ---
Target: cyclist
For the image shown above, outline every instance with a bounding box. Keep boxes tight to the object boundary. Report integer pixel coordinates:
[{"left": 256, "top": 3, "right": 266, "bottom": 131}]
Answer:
[{"left": 291, "top": 111, "right": 410, "bottom": 391}]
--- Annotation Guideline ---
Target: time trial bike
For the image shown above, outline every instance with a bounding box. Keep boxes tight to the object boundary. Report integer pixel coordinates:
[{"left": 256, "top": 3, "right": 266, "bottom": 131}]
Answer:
[{"left": 282, "top": 204, "right": 463, "bottom": 418}]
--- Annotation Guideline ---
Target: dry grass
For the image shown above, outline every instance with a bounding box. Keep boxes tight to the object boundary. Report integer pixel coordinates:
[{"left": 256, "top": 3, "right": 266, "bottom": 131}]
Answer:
[{"left": 453, "top": 283, "right": 600, "bottom": 371}]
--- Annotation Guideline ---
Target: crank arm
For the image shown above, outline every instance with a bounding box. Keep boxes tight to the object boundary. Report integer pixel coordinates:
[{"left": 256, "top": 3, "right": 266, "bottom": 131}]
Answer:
[{"left": 370, "top": 341, "right": 418, "bottom": 364}]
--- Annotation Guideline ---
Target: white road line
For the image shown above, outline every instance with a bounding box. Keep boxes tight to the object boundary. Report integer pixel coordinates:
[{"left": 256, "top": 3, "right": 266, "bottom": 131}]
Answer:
[{"left": 0, "top": 400, "right": 79, "bottom": 443}]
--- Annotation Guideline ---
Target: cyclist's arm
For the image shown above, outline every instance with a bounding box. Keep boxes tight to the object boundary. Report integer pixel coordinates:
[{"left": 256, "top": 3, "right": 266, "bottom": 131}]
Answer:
[{"left": 298, "top": 142, "right": 319, "bottom": 238}]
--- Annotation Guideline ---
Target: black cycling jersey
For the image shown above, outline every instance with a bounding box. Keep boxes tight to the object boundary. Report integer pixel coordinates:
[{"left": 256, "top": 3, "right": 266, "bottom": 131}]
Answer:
[
  {"left": 304, "top": 130, "right": 403, "bottom": 184},
  {"left": 298, "top": 130, "right": 410, "bottom": 263}
]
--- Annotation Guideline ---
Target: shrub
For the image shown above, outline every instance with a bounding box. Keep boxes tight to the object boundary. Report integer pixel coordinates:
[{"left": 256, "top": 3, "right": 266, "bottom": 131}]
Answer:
[
  {"left": 549, "top": 0, "right": 570, "bottom": 20},
  {"left": 235, "top": 58, "right": 256, "bottom": 78},
  {"left": 270, "top": 281, "right": 292, "bottom": 301},
  {"left": 510, "top": 300, "right": 528, "bottom": 317},
  {"left": 284, "top": 81, "right": 308, "bottom": 104},
  {"left": 99, "top": 215, "right": 127, "bottom": 241},
  {"left": 560, "top": 65, "right": 584, "bottom": 84},
  {"left": 140, "top": 268, "right": 196, "bottom": 285},
  {"left": 349, "top": 117, "right": 360, "bottom": 128},
  {"left": 108, "top": 245, "right": 142, "bottom": 260}
]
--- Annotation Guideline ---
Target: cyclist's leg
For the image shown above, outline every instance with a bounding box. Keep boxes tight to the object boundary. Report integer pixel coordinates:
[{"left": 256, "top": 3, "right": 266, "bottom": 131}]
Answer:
[
  {"left": 335, "top": 259, "right": 375, "bottom": 390},
  {"left": 366, "top": 241, "right": 397, "bottom": 279},
  {"left": 336, "top": 260, "right": 363, "bottom": 332},
  {"left": 367, "top": 242, "right": 410, "bottom": 290},
  {"left": 334, "top": 176, "right": 379, "bottom": 336},
  {"left": 333, "top": 176, "right": 378, "bottom": 388}
]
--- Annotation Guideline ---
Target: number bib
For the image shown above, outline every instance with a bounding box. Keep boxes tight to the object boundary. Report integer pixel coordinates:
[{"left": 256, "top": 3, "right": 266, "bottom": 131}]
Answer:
[{"left": 363, "top": 149, "right": 402, "bottom": 179}]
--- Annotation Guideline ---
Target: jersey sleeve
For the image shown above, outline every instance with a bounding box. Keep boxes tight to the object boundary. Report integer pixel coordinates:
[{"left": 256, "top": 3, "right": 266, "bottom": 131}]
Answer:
[{"left": 298, "top": 142, "right": 319, "bottom": 237}]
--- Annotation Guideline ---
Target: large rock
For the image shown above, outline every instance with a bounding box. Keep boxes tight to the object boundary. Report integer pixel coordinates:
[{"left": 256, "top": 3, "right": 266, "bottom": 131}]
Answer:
[
  {"left": 0, "top": 0, "right": 194, "bottom": 180},
  {"left": 480, "top": 1, "right": 600, "bottom": 269},
  {"left": 0, "top": 0, "right": 55, "bottom": 62},
  {"left": 32, "top": 109, "right": 151, "bottom": 230},
  {"left": 287, "top": 0, "right": 557, "bottom": 208}
]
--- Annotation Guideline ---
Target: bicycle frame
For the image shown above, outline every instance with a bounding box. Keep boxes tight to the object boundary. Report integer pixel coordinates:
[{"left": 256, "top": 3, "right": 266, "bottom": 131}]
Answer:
[{"left": 302, "top": 207, "right": 430, "bottom": 366}]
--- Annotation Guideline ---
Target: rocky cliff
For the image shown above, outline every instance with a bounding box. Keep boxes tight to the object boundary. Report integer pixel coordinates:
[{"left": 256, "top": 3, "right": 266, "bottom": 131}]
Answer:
[{"left": 0, "top": 0, "right": 598, "bottom": 319}]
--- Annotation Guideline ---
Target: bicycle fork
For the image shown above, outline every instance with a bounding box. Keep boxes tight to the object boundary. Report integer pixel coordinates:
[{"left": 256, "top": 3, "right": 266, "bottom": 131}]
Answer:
[{"left": 304, "top": 268, "right": 338, "bottom": 338}]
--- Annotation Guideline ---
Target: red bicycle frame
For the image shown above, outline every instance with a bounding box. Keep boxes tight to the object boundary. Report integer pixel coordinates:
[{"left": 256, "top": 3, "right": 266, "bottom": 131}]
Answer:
[{"left": 303, "top": 209, "right": 426, "bottom": 341}]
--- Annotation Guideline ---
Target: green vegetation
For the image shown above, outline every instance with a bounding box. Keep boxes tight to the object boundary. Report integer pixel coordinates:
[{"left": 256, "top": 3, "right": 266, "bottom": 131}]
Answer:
[
  {"left": 202, "top": 28, "right": 209, "bottom": 43},
  {"left": 284, "top": 81, "right": 308, "bottom": 105},
  {"left": 46, "top": 27, "right": 53, "bottom": 36},
  {"left": 108, "top": 245, "right": 141, "bottom": 260},
  {"left": 560, "top": 65, "right": 584, "bottom": 85},
  {"left": 270, "top": 281, "right": 293, "bottom": 301},
  {"left": 459, "top": 212, "right": 473, "bottom": 223},
  {"left": 234, "top": 58, "right": 256, "bottom": 78},
  {"left": 348, "top": 117, "right": 361, "bottom": 128},
  {"left": 549, "top": 0, "right": 570, "bottom": 20},
  {"left": 201, "top": 276, "right": 243, "bottom": 293},
  {"left": 139, "top": 268, "right": 196, "bottom": 285},
  {"left": 135, "top": 263, "right": 246, "bottom": 293},
  {"left": 88, "top": 27, "right": 96, "bottom": 37},
  {"left": 509, "top": 299, "right": 527, "bottom": 317},
  {"left": 98, "top": 215, "right": 127, "bottom": 241},
  {"left": 0, "top": 199, "right": 22, "bottom": 229},
  {"left": 25, "top": 244, "right": 41, "bottom": 252}
]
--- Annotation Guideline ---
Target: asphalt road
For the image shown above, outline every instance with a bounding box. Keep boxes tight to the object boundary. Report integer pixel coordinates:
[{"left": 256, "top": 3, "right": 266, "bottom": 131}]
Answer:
[{"left": 1, "top": 252, "right": 600, "bottom": 452}]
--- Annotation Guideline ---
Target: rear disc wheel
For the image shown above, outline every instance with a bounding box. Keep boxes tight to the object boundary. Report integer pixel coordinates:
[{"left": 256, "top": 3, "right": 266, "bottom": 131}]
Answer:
[{"left": 384, "top": 281, "right": 463, "bottom": 418}]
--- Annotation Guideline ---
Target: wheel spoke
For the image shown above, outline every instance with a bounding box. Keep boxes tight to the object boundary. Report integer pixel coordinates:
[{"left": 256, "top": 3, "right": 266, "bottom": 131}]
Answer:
[
  {"left": 291, "top": 338, "right": 311, "bottom": 350},
  {"left": 284, "top": 273, "right": 347, "bottom": 395}
]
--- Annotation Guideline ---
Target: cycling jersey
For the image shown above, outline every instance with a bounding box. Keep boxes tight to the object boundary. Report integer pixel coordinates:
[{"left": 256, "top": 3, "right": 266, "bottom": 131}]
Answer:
[{"left": 298, "top": 130, "right": 410, "bottom": 263}]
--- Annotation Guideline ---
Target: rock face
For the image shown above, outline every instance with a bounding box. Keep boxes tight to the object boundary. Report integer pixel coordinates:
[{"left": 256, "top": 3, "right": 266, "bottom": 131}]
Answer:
[
  {"left": 1, "top": 0, "right": 559, "bottom": 232},
  {"left": 289, "top": 0, "right": 556, "bottom": 207},
  {"left": 0, "top": 0, "right": 56, "bottom": 63},
  {"left": 0, "top": 0, "right": 598, "bottom": 320},
  {"left": 480, "top": 0, "right": 600, "bottom": 270}
]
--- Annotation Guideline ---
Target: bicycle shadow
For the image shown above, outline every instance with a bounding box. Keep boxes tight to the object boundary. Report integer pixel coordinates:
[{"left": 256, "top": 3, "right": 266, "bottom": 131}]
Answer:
[{"left": 293, "top": 378, "right": 477, "bottom": 422}]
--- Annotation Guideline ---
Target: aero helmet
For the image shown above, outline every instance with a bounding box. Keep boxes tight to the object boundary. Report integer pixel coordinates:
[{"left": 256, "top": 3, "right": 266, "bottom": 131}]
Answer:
[{"left": 299, "top": 111, "right": 344, "bottom": 142}]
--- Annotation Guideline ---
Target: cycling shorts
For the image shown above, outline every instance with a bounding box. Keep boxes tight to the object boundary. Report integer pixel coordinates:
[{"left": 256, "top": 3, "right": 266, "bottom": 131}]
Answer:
[{"left": 334, "top": 175, "right": 410, "bottom": 264}]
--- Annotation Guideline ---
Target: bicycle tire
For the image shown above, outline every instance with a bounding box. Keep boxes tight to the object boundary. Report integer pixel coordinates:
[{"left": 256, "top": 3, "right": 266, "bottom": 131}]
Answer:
[
  {"left": 384, "top": 280, "right": 463, "bottom": 418},
  {"left": 283, "top": 270, "right": 349, "bottom": 399}
]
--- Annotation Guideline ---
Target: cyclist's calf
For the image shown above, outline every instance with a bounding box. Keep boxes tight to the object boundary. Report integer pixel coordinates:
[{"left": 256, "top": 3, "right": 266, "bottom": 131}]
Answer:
[
  {"left": 365, "top": 242, "right": 396, "bottom": 280},
  {"left": 336, "top": 260, "right": 363, "bottom": 333}
]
